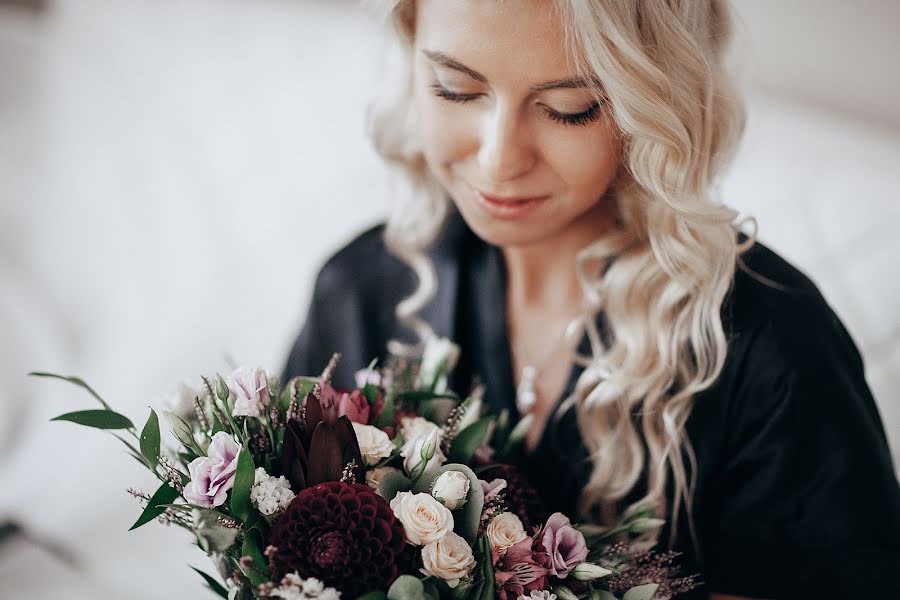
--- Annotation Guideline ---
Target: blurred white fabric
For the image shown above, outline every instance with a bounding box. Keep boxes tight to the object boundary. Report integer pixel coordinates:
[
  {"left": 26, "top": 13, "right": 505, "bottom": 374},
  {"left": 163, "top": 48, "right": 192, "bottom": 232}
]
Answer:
[{"left": 0, "top": 0, "right": 897, "bottom": 598}]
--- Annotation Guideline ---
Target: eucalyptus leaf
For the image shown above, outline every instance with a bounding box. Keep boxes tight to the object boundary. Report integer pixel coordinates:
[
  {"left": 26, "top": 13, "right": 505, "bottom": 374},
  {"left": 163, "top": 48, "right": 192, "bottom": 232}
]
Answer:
[
  {"left": 448, "top": 416, "right": 491, "bottom": 464},
  {"left": 139, "top": 408, "right": 160, "bottom": 470},
  {"left": 621, "top": 584, "right": 659, "bottom": 600},
  {"left": 591, "top": 590, "right": 619, "bottom": 600},
  {"left": 377, "top": 471, "right": 413, "bottom": 502},
  {"left": 477, "top": 536, "right": 495, "bottom": 600},
  {"left": 52, "top": 409, "right": 134, "bottom": 430},
  {"left": 230, "top": 446, "right": 255, "bottom": 522},
  {"left": 413, "top": 464, "right": 483, "bottom": 542},
  {"left": 192, "top": 509, "right": 241, "bottom": 553},
  {"left": 386, "top": 575, "right": 426, "bottom": 600},
  {"left": 190, "top": 566, "right": 229, "bottom": 599},
  {"left": 128, "top": 482, "right": 179, "bottom": 531},
  {"left": 28, "top": 371, "right": 111, "bottom": 410}
]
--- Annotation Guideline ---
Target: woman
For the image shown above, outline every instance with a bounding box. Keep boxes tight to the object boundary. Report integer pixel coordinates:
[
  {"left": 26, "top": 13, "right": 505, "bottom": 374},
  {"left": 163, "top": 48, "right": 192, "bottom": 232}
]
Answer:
[{"left": 282, "top": 1, "right": 900, "bottom": 598}]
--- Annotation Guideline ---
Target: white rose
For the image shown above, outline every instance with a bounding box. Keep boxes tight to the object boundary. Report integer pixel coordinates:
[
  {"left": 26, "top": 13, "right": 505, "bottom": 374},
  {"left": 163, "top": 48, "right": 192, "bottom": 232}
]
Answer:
[
  {"left": 399, "top": 416, "right": 441, "bottom": 443},
  {"left": 401, "top": 429, "right": 446, "bottom": 476},
  {"left": 351, "top": 422, "right": 395, "bottom": 466},
  {"left": 389, "top": 491, "right": 454, "bottom": 546},
  {"left": 365, "top": 466, "right": 402, "bottom": 495},
  {"left": 486, "top": 512, "right": 527, "bottom": 556},
  {"left": 431, "top": 470, "right": 470, "bottom": 510},
  {"left": 420, "top": 531, "right": 476, "bottom": 588}
]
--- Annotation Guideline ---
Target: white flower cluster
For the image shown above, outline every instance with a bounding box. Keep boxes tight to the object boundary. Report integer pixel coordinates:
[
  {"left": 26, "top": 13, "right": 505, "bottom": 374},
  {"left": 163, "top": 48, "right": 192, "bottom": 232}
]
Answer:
[
  {"left": 250, "top": 468, "right": 295, "bottom": 516},
  {"left": 268, "top": 574, "right": 341, "bottom": 600},
  {"left": 517, "top": 591, "right": 557, "bottom": 600}
]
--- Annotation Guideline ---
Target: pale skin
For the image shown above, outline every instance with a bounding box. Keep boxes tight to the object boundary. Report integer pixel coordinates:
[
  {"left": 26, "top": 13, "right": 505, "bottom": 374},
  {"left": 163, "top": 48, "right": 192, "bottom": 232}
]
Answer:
[{"left": 412, "top": 2, "right": 764, "bottom": 598}]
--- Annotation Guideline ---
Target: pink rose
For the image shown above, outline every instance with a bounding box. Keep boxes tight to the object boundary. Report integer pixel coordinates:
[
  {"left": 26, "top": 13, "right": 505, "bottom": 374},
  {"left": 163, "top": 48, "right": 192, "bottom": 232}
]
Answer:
[
  {"left": 337, "top": 389, "right": 370, "bottom": 424},
  {"left": 183, "top": 432, "right": 241, "bottom": 507},
  {"left": 541, "top": 512, "right": 588, "bottom": 578}
]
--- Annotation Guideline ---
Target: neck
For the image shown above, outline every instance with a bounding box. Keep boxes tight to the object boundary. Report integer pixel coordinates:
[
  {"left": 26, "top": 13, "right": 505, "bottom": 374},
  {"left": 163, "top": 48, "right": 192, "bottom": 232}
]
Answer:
[{"left": 502, "top": 202, "right": 614, "bottom": 313}]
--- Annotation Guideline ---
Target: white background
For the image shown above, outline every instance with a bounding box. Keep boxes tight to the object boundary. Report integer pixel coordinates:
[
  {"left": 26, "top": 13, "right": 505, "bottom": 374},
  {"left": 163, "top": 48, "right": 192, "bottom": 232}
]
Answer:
[{"left": 1, "top": 1, "right": 898, "bottom": 598}]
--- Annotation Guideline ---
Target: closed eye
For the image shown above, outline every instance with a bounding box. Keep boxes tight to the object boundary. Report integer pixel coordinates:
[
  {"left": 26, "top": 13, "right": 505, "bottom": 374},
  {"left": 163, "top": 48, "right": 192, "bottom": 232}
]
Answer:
[{"left": 430, "top": 84, "right": 604, "bottom": 127}]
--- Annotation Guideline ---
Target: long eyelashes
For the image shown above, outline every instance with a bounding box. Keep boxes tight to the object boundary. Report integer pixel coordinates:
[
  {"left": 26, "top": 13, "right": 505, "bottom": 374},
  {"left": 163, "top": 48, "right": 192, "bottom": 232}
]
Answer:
[{"left": 429, "top": 84, "right": 603, "bottom": 127}]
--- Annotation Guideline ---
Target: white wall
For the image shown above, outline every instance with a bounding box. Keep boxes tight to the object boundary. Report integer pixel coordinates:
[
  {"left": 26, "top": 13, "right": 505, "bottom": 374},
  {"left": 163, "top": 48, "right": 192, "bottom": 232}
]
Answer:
[{"left": 0, "top": 1, "right": 897, "bottom": 598}]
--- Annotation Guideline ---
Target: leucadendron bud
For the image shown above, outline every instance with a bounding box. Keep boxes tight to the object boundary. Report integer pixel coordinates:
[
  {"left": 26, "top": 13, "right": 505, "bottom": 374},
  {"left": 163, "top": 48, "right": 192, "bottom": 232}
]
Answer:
[
  {"left": 571, "top": 562, "right": 613, "bottom": 581},
  {"left": 214, "top": 373, "right": 230, "bottom": 403},
  {"left": 164, "top": 410, "right": 196, "bottom": 449},
  {"left": 552, "top": 586, "right": 578, "bottom": 600}
]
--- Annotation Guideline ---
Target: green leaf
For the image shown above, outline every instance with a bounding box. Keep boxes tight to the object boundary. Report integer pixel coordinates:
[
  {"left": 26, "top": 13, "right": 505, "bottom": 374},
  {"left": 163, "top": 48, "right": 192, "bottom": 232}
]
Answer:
[
  {"left": 477, "top": 536, "right": 495, "bottom": 600},
  {"left": 128, "top": 482, "right": 179, "bottom": 531},
  {"left": 28, "top": 371, "right": 111, "bottom": 410},
  {"left": 240, "top": 530, "right": 269, "bottom": 586},
  {"left": 190, "top": 566, "right": 229, "bottom": 599},
  {"left": 378, "top": 471, "right": 413, "bottom": 502},
  {"left": 139, "top": 409, "right": 160, "bottom": 470},
  {"left": 622, "top": 584, "right": 659, "bottom": 600},
  {"left": 397, "top": 390, "right": 459, "bottom": 405},
  {"left": 357, "top": 593, "right": 388, "bottom": 600},
  {"left": 591, "top": 590, "right": 619, "bottom": 600},
  {"left": 230, "top": 446, "right": 255, "bottom": 522},
  {"left": 448, "top": 416, "right": 491, "bottom": 464},
  {"left": 52, "top": 409, "right": 134, "bottom": 430},
  {"left": 373, "top": 387, "right": 396, "bottom": 429},
  {"left": 387, "top": 575, "right": 426, "bottom": 600}
]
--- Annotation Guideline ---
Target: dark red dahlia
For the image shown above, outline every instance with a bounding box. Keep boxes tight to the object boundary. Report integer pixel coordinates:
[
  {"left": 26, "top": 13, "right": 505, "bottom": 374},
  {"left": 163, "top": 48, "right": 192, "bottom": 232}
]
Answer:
[
  {"left": 268, "top": 481, "right": 412, "bottom": 596},
  {"left": 482, "top": 464, "right": 549, "bottom": 532}
]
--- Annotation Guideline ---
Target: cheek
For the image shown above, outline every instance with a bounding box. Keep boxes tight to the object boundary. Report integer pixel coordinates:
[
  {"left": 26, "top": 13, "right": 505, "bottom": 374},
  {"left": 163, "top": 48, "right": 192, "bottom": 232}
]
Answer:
[{"left": 542, "top": 125, "right": 621, "bottom": 191}]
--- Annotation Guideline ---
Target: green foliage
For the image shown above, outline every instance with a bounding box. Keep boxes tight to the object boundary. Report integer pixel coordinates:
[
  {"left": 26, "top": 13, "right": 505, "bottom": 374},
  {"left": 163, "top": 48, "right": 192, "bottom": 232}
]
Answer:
[
  {"left": 28, "top": 371, "right": 112, "bottom": 410},
  {"left": 129, "top": 482, "right": 179, "bottom": 531},
  {"left": 230, "top": 447, "right": 256, "bottom": 522},
  {"left": 447, "top": 416, "right": 492, "bottom": 464},
  {"left": 139, "top": 409, "right": 160, "bottom": 471},
  {"left": 51, "top": 409, "right": 134, "bottom": 430},
  {"left": 621, "top": 584, "right": 659, "bottom": 600},
  {"left": 190, "top": 566, "right": 229, "bottom": 598}
]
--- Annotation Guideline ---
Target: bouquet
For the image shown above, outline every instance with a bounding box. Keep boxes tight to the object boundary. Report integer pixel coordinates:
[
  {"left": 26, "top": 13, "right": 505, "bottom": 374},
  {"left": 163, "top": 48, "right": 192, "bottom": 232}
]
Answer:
[{"left": 35, "top": 336, "right": 698, "bottom": 600}]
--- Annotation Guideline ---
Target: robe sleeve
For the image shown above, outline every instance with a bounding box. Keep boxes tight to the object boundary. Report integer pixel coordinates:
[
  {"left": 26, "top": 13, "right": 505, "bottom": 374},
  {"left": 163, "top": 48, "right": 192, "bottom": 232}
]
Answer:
[{"left": 699, "top": 304, "right": 900, "bottom": 598}]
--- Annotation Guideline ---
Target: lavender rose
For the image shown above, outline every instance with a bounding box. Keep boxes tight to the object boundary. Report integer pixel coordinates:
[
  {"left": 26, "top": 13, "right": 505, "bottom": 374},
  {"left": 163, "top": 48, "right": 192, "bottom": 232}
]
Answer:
[
  {"left": 541, "top": 512, "right": 588, "bottom": 578},
  {"left": 226, "top": 366, "right": 270, "bottom": 417},
  {"left": 183, "top": 432, "right": 241, "bottom": 507}
]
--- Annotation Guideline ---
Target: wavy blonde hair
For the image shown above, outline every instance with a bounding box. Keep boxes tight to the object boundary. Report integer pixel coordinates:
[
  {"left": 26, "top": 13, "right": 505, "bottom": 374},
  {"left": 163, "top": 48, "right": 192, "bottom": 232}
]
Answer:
[{"left": 365, "top": 0, "right": 751, "bottom": 546}]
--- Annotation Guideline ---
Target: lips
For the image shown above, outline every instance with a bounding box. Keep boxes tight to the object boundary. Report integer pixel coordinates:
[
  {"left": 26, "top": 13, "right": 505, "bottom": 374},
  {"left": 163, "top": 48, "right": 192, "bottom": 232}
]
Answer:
[{"left": 477, "top": 191, "right": 549, "bottom": 204}]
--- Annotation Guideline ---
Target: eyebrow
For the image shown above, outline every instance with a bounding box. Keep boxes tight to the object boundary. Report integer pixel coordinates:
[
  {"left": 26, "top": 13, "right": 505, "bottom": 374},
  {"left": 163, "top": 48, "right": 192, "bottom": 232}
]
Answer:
[{"left": 422, "top": 50, "right": 597, "bottom": 92}]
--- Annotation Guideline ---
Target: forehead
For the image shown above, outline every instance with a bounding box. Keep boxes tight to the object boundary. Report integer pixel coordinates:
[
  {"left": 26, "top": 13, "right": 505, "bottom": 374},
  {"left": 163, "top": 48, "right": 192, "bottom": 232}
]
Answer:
[{"left": 414, "top": 0, "right": 578, "bottom": 83}]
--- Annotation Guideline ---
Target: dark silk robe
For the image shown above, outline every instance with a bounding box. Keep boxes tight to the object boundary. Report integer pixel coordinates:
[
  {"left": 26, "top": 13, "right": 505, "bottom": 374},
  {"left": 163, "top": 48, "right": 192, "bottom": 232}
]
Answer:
[{"left": 281, "top": 207, "right": 900, "bottom": 599}]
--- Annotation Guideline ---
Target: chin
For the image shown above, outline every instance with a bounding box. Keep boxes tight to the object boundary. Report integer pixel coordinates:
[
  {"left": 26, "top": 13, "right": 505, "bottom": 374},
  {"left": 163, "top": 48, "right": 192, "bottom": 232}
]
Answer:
[{"left": 452, "top": 200, "right": 558, "bottom": 248}]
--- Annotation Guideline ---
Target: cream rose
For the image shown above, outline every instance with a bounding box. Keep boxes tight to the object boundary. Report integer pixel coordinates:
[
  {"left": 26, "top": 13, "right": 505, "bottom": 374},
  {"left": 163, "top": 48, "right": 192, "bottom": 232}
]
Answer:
[
  {"left": 486, "top": 511, "right": 527, "bottom": 556},
  {"left": 399, "top": 416, "right": 441, "bottom": 443},
  {"left": 366, "top": 466, "right": 402, "bottom": 495},
  {"left": 351, "top": 422, "right": 394, "bottom": 466},
  {"left": 420, "top": 531, "right": 476, "bottom": 588},
  {"left": 390, "top": 491, "right": 454, "bottom": 546},
  {"left": 431, "top": 470, "right": 470, "bottom": 510}
]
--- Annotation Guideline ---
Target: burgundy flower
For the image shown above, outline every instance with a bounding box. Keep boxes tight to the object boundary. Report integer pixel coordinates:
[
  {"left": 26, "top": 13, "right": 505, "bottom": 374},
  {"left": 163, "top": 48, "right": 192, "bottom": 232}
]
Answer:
[
  {"left": 268, "top": 481, "right": 413, "bottom": 596},
  {"left": 481, "top": 464, "right": 549, "bottom": 532},
  {"left": 493, "top": 536, "right": 552, "bottom": 600}
]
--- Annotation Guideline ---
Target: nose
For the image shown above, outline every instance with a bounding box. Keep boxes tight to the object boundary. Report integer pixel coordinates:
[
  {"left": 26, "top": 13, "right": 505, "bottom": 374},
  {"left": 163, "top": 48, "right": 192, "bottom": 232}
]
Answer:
[{"left": 477, "top": 102, "right": 537, "bottom": 184}]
